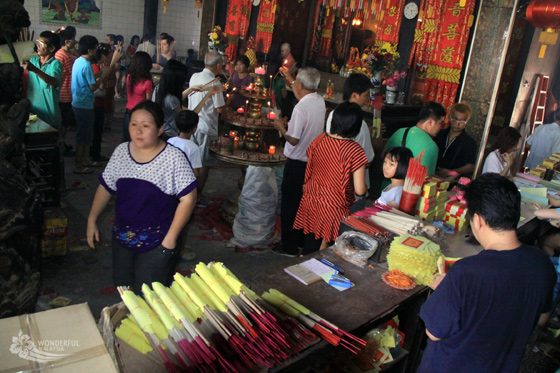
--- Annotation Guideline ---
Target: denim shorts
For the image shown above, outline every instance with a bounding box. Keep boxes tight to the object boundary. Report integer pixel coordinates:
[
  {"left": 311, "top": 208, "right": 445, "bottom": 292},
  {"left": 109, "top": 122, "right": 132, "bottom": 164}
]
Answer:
[{"left": 72, "top": 107, "right": 94, "bottom": 146}]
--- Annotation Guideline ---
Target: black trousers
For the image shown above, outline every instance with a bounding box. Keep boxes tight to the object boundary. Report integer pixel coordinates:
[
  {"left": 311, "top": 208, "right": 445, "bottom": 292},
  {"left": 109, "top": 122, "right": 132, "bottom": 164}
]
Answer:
[
  {"left": 112, "top": 238, "right": 180, "bottom": 295},
  {"left": 90, "top": 106, "right": 104, "bottom": 159},
  {"left": 281, "top": 158, "right": 307, "bottom": 255}
]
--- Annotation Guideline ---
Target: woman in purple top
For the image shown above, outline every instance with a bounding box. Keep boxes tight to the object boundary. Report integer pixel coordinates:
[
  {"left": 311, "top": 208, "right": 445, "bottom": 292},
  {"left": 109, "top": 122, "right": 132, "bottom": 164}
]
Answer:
[
  {"left": 228, "top": 55, "right": 254, "bottom": 109},
  {"left": 86, "top": 100, "right": 198, "bottom": 294}
]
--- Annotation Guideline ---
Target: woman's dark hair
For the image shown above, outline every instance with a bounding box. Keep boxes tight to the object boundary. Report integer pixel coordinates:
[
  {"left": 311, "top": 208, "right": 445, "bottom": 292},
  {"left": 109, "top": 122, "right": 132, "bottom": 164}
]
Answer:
[
  {"left": 65, "top": 26, "right": 76, "bottom": 38},
  {"left": 130, "top": 35, "right": 140, "bottom": 46},
  {"left": 78, "top": 35, "right": 98, "bottom": 56},
  {"left": 130, "top": 101, "right": 165, "bottom": 129},
  {"left": 175, "top": 110, "right": 199, "bottom": 134},
  {"left": 384, "top": 147, "right": 413, "bottom": 180},
  {"left": 464, "top": 173, "right": 520, "bottom": 231},
  {"left": 491, "top": 126, "right": 521, "bottom": 154},
  {"left": 39, "top": 31, "right": 61, "bottom": 54},
  {"left": 330, "top": 102, "right": 363, "bottom": 138},
  {"left": 92, "top": 43, "right": 110, "bottom": 64},
  {"left": 154, "top": 60, "right": 188, "bottom": 106},
  {"left": 235, "top": 55, "right": 250, "bottom": 69},
  {"left": 116, "top": 35, "right": 124, "bottom": 44},
  {"left": 58, "top": 28, "right": 74, "bottom": 44},
  {"left": 128, "top": 52, "right": 153, "bottom": 90}
]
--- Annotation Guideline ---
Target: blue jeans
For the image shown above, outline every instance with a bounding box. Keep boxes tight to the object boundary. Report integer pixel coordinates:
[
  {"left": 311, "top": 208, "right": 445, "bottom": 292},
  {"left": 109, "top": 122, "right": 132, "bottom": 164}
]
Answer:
[{"left": 112, "top": 238, "right": 180, "bottom": 295}]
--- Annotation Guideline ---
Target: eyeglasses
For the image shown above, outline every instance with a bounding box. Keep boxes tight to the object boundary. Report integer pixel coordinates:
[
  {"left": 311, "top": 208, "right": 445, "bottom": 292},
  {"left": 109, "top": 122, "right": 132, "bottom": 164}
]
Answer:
[
  {"left": 450, "top": 117, "right": 469, "bottom": 124},
  {"left": 35, "top": 39, "right": 46, "bottom": 49}
]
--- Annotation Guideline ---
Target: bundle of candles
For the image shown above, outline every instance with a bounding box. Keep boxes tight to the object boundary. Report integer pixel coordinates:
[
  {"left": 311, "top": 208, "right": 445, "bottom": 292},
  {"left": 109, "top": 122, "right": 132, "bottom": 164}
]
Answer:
[
  {"left": 116, "top": 262, "right": 365, "bottom": 372},
  {"left": 18, "top": 27, "right": 34, "bottom": 42}
]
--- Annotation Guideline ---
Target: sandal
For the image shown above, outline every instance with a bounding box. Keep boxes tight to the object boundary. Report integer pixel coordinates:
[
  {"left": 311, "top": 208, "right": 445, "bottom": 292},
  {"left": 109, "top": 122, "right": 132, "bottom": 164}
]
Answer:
[{"left": 73, "top": 167, "right": 94, "bottom": 174}]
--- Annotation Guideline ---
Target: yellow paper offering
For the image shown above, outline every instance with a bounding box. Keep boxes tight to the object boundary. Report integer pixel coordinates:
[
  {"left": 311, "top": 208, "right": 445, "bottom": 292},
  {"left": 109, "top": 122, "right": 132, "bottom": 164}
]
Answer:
[
  {"left": 142, "top": 284, "right": 177, "bottom": 331},
  {"left": 138, "top": 296, "right": 169, "bottom": 341},
  {"left": 174, "top": 273, "right": 207, "bottom": 312},
  {"left": 115, "top": 323, "right": 153, "bottom": 354},
  {"left": 209, "top": 262, "right": 258, "bottom": 299},
  {"left": 170, "top": 282, "right": 200, "bottom": 322},
  {"left": 152, "top": 282, "right": 190, "bottom": 323},
  {"left": 190, "top": 274, "right": 228, "bottom": 312},
  {"left": 269, "top": 289, "right": 310, "bottom": 315},
  {"left": 261, "top": 291, "right": 299, "bottom": 317},
  {"left": 387, "top": 235, "right": 441, "bottom": 286},
  {"left": 121, "top": 290, "right": 154, "bottom": 334},
  {"left": 195, "top": 262, "right": 232, "bottom": 304}
]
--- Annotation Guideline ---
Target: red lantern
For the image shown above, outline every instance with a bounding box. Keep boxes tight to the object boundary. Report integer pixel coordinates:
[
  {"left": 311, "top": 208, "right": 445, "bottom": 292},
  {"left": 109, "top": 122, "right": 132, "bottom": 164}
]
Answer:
[{"left": 526, "top": 0, "right": 560, "bottom": 30}]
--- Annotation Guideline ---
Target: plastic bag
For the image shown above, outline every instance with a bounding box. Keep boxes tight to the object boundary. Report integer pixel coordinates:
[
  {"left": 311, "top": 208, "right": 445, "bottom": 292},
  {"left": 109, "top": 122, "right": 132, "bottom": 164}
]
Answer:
[
  {"left": 230, "top": 166, "right": 278, "bottom": 248},
  {"left": 332, "top": 231, "right": 379, "bottom": 268}
]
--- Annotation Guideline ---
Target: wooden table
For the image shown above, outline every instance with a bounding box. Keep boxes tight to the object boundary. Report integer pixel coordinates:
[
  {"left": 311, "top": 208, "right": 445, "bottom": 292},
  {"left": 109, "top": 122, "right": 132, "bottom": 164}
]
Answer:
[{"left": 243, "top": 249, "right": 430, "bottom": 372}]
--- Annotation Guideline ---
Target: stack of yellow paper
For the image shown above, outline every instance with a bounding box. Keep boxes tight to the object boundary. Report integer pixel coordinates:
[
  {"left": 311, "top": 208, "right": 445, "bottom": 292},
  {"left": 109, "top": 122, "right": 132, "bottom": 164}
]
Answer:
[
  {"left": 387, "top": 234, "right": 441, "bottom": 285},
  {"left": 530, "top": 164, "right": 547, "bottom": 178}
]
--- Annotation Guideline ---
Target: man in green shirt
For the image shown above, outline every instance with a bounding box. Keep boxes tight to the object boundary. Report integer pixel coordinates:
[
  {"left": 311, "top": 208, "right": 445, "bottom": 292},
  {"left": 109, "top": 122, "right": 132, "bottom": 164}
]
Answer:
[
  {"left": 385, "top": 101, "right": 447, "bottom": 175},
  {"left": 24, "top": 31, "right": 63, "bottom": 128}
]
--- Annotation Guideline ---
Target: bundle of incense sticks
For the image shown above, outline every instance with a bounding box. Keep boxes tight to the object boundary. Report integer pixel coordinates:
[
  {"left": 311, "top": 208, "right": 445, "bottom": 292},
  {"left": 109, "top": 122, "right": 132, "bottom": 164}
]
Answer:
[
  {"left": 343, "top": 216, "right": 392, "bottom": 241},
  {"left": 116, "top": 262, "right": 364, "bottom": 372},
  {"left": 188, "top": 77, "right": 221, "bottom": 97},
  {"left": 18, "top": 27, "right": 32, "bottom": 42},
  {"left": 403, "top": 151, "right": 427, "bottom": 196}
]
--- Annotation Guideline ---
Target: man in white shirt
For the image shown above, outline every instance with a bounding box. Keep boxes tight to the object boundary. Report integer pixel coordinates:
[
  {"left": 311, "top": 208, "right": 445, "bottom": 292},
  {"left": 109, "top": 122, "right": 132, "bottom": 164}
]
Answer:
[
  {"left": 273, "top": 67, "right": 326, "bottom": 256},
  {"left": 188, "top": 51, "right": 225, "bottom": 203},
  {"left": 524, "top": 109, "right": 560, "bottom": 170}
]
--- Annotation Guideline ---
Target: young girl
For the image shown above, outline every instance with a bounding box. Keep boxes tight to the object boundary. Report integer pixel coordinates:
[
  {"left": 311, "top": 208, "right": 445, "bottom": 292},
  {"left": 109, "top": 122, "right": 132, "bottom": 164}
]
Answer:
[
  {"left": 293, "top": 102, "right": 369, "bottom": 254},
  {"left": 87, "top": 101, "right": 198, "bottom": 294},
  {"left": 376, "top": 147, "right": 413, "bottom": 208},
  {"left": 123, "top": 51, "right": 153, "bottom": 142},
  {"left": 153, "top": 60, "right": 203, "bottom": 138}
]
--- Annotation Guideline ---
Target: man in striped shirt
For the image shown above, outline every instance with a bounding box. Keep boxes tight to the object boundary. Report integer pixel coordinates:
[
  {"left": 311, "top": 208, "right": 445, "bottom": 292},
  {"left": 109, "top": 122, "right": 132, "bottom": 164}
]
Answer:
[{"left": 55, "top": 28, "right": 77, "bottom": 156}]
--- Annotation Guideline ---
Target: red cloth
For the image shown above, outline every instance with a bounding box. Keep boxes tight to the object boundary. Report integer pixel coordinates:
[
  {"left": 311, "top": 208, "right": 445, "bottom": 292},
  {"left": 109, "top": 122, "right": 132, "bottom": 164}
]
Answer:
[
  {"left": 54, "top": 49, "right": 76, "bottom": 103},
  {"left": 92, "top": 64, "right": 105, "bottom": 107},
  {"left": 255, "top": 0, "right": 277, "bottom": 54},
  {"left": 125, "top": 75, "right": 153, "bottom": 110},
  {"left": 294, "top": 134, "right": 368, "bottom": 242}
]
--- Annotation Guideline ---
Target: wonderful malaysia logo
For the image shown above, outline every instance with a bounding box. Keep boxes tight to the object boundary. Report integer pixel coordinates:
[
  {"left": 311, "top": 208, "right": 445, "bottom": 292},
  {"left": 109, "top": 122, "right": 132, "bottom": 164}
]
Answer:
[{"left": 10, "top": 330, "right": 79, "bottom": 363}]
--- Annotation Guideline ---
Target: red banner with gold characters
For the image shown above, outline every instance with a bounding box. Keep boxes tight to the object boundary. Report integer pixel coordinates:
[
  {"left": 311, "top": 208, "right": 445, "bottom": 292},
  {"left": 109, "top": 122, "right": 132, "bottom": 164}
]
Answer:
[
  {"left": 319, "top": 10, "right": 335, "bottom": 56},
  {"left": 225, "top": 0, "right": 252, "bottom": 62},
  {"left": 256, "top": 0, "right": 278, "bottom": 54},
  {"left": 424, "top": 0, "right": 475, "bottom": 110},
  {"left": 407, "top": 0, "right": 443, "bottom": 70},
  {"left": 375, "top": 0, "right": 405, "bottom": 49}
]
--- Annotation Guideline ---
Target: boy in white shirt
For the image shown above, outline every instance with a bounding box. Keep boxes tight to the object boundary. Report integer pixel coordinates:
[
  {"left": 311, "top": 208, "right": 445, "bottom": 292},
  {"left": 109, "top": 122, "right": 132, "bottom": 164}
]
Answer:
[{"left": 167, "top": 110, "right": 202, "bottom": 177}]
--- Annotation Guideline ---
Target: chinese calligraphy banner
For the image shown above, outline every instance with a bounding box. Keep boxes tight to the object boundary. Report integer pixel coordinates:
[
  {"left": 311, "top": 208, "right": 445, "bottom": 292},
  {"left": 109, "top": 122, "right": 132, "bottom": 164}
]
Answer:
[
  {"left": 375, "top": 0, "right": 406, "bottom": 48},
  {"left": 225, "top": 0, "right": 252, "bottom": 61},
  {"left": 408, "top": 0, "right": 442, "bottom": 70},
  {"left": 424, "top": 0, "right": 475, "bottom": 110},
  {"left": 256, "top": 0, "right": 278, "bottom": 54}
]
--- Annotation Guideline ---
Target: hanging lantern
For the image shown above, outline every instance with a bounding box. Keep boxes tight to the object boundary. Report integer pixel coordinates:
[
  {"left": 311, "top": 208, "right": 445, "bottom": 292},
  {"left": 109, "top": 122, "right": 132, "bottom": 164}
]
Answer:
[
  {"left": 162, "top": 0, "right": 169, "bottom": 13},
  {"left": 195, "top": 0, "right": 203, "bottom": 8},
  {"left": 526, "top": 0, "right": 560, "bottom": 58}
]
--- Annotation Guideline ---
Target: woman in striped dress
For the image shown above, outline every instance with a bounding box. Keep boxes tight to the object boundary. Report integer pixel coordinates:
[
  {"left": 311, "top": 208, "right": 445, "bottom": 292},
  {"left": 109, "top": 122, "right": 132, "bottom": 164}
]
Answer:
[{"left": 294, "top": 102, "right": 368, "bottom": 255}]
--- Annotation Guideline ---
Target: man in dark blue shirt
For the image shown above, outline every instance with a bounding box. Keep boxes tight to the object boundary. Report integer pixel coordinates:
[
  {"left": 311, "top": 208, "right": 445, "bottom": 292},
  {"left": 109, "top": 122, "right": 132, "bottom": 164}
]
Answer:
[{"left": 419, "top": 173, "right": 556, "bottom": 372}]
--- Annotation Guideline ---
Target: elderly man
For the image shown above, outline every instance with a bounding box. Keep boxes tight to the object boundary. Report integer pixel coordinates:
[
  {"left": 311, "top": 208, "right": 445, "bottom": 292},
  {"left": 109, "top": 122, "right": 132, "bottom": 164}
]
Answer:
[
  {"left": 273, "top": 67, "right": 325, "bottom": 257},
  {"left": 385, "top": 101, "right": 446, "bottom": 175},
  {"left": 418, "top": 173, "right": 556, "bottom": 372},
  {"left": 524, "top": 108, "right": 560, "bottom": 170},
  {"left": 434, "top": 102, "right": 477, "bottom": 180},
  {"left": 188, "top": 51, "right": 225, "bottom": 206},
  {"left": 280, "top": 43, "right": 296, "bottom": 70}
]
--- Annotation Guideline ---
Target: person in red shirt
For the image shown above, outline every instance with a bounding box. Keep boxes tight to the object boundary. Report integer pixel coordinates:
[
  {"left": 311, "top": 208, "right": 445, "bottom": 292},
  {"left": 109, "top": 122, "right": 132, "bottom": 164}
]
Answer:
[
  {"left": 55, "top": 28, "right": 77, "bottom": 156},
  {"left": 123, "top": 52, "right": 153, "bottom": 142}
]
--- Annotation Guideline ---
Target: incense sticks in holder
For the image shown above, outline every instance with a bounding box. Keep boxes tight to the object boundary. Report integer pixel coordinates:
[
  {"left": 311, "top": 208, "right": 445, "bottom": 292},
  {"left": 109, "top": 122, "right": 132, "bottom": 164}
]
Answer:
[{"left": 399, "top": 152, "right": 427, "bottom": 215}]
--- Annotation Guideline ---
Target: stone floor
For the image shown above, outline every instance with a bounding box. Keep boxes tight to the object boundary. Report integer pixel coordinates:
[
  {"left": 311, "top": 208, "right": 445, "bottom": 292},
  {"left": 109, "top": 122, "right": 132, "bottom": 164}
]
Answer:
[{"left": 37, "top": 98, "right": 560, "bottom": 372}]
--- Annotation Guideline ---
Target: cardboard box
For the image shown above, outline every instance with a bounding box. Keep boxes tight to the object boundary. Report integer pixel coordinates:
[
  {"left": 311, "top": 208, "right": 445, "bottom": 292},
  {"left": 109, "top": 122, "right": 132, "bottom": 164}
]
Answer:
[
  {"left": 41, "top": 208, "right": 68, "bottom": 257},
  {"left": 0, "top": 303, "right": 117, "bottom": 372}
]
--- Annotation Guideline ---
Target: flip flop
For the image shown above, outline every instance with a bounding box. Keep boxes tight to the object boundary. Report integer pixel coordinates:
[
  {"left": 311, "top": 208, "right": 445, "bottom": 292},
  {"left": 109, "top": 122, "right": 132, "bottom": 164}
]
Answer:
[{"left": 73, "top": 167, "right": 94, "bottom": 174}]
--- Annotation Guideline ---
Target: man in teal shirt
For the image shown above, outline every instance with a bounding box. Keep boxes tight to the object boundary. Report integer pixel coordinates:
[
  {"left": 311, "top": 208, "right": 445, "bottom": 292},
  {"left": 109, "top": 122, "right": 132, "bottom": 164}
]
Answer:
[
  {"left": 385, "top": 101, "right": 447, "bottom": 175},
  {"left": 24, "top": 31, "right": 63, "bottom": 128}
]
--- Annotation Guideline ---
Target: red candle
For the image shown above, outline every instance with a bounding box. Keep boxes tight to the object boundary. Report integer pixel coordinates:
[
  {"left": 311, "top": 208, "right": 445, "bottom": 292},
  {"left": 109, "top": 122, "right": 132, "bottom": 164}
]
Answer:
[
  {"left": 269, "top": 146, "right": 275, "bottom": 155},
  {"left": 229, "top": 130, "right": 238, "bottom": 137},
  {"left": 267, "top": 112, "right": 276, "bottom": 120},
  {"left": 255, "top": 67, "right": 265, "bottom": 75},
  {"left": 237, "top": 108, "right": 244, "bottom": 114}
]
